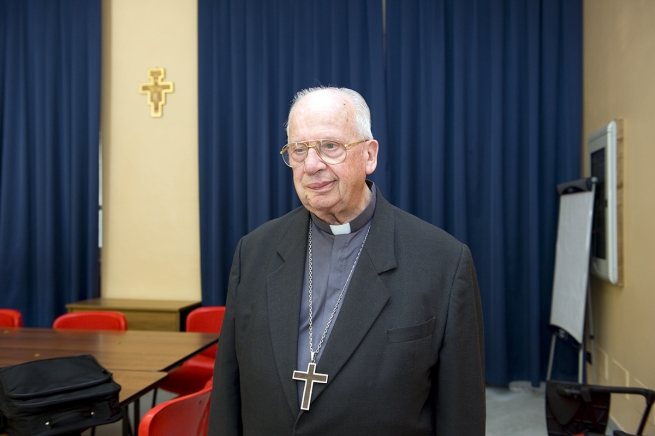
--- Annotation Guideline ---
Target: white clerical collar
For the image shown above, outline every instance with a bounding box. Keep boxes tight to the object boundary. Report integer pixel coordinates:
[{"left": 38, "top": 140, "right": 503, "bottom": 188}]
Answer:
[
  {"left": 330, "top": 223, "right": 351, "bottom": 235},
  {"left": 310, "top": 181, "right": 377, "bottom": 235}
]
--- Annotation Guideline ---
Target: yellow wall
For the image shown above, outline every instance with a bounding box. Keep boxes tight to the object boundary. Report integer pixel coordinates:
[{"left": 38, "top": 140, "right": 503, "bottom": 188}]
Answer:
[
  {"left": 584, "top": 0, "right": 655, "bottom": 432},
  {"left": 98, "top": 3, "right": 655, "bottom": 430},
  {"left": 100, "top": 0, "right": 201, "bottom": 301}
]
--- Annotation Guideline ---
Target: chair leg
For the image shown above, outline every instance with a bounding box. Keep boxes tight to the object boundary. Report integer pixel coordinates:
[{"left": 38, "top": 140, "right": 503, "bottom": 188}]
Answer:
[{"left": 151, "top": 387, "right": 158, "bottom": 407}]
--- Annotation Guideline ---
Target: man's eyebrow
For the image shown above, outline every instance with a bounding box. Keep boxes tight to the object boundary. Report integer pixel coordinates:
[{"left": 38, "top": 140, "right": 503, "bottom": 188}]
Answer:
[{"left": 293, "top": 137, "right": 344, "bottom": 143}]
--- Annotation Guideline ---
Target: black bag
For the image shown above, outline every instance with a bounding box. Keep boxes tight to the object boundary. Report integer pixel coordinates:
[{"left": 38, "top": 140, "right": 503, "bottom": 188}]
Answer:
[{"left": 0, "top": 354, "right": 122, "bottom": 436}]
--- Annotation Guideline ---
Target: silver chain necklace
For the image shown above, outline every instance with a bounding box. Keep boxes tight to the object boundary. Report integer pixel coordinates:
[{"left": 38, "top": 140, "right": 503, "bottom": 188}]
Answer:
[
  {"left": 307, "top": 220, "right": 370, "bottom": 364},
  {"left": 292, "top": 220, "right": 371, "bottom": 411}
]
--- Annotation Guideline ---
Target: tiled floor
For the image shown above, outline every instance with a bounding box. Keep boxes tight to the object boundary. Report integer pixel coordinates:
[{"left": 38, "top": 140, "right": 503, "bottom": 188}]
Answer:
[
  {"left": 486, "top": 381, "right": 548, "bottom": 436},
  {"left": 87, "top": 381, "right": 620, "bottom": 436},
  {"left": 486, "top": 381, "right": 624, "bottom": 436}
]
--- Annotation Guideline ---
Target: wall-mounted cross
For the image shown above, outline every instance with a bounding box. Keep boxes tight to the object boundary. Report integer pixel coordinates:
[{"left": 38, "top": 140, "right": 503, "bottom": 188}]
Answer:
[{"left": 139, "top": 68, "right": 174, "bottom": 118}]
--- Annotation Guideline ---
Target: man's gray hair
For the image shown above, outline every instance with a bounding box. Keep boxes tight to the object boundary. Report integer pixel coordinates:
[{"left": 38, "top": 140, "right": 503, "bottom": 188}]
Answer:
[{"left": 286, "top": 86, "right": 374, "bottom": 140}]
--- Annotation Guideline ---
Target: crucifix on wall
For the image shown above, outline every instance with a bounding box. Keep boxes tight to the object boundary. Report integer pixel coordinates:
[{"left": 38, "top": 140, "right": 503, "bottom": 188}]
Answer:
[{"left": 139, "top": 68, "right": 174, "bottom": 118}]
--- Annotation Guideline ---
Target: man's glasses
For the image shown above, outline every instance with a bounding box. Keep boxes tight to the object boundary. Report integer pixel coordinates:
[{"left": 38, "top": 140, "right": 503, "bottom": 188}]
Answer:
[{"left": 280, "top": 139, "right": 368, "bottom": 168}]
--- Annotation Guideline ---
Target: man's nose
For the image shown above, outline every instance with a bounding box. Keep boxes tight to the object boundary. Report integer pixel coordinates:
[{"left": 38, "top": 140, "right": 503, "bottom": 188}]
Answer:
[{"left": 303, "top": 147, "right": 326, "bottom": 173}]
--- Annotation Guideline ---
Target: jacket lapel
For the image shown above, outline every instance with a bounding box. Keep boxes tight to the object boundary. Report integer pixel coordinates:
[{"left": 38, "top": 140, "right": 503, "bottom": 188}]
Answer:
[
  {"left": 306, "top": 191, "right": 398, "bottom": 406},
  {"left": 267, "top": 210, "right": 310, "bottom": 416}
]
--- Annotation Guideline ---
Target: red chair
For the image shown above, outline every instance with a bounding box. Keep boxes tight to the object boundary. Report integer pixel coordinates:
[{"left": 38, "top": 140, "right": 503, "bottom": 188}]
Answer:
[
  {"left": 51, "top": 311, "right": 127, "bottom": 436},
  {"left": 155, "top": 306, "right": 225, "bottom": 397},
  {"left": 138, "top": 383, "right": 212, "bottom": 436},
  {"left": 53, "top": 311, "right": 128, "bottom": 330},
  {"left": 0, "top": 309, "right": 22, "bottom": 327}
]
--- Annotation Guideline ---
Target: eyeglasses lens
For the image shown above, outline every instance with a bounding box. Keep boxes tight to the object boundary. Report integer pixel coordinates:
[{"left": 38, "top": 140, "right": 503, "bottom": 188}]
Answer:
[{"left": 282, "top": 140, "right": 346, "bottom": 167}]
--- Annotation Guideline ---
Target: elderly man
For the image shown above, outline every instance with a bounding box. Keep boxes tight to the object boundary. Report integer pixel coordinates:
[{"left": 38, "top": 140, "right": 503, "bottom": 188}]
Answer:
[{"left": 209, "top": 87, "right": 485, "bottom": 435}]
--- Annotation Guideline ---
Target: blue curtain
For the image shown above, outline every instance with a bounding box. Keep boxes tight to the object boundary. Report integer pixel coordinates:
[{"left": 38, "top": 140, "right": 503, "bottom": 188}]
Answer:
[
  {"left": 198, "top": 0, "right": 387, "bottom": 307},
  {"left": 198, "top": 0, "right": 581, "bottom": 385},
  {"left": 385, "top": 0, "right": 582, "bottom": 386},
  {"left": 0, "top": 0, "right": 101, "bottom": 327}
]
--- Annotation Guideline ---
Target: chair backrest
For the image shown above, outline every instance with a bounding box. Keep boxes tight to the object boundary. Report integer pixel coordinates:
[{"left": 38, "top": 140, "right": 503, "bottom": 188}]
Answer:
[
  {"left": 546, "top": 380, "right": 655, "bottom": 436},
  {"left": 138, "top": 383, "right": 212, "bottom": 436},
  {"left": 186, "top": 306, "right": 225, "bottom": 358},
  {"left": 53, "top": 311, "right": 128, "bottom": 331},
  {"left": 0, "top": 309, "right": 22, "bottom": 327}
]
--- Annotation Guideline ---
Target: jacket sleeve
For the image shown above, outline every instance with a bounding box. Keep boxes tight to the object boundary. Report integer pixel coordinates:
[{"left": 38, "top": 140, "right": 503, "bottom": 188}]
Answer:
[
  {"left": 208, "top": 238, "right": 244, "bottom": 436},
  {"left": 432, "top": 244, "right": 486, "bottom": 434}
]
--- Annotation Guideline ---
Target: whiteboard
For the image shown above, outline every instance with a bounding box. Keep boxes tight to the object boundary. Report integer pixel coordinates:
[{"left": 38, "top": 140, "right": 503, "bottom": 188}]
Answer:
[{"left": 550, "top": 190, "right": 594, "bottom": 344}]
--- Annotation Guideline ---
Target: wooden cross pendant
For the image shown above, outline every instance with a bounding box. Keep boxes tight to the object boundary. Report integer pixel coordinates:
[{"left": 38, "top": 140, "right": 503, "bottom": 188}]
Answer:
[
  {"left": 292, "top": 362, "right": 328, "bottom": 411},
  {"left": 139, "top": 68, "right": 174, "bottom": 118}
]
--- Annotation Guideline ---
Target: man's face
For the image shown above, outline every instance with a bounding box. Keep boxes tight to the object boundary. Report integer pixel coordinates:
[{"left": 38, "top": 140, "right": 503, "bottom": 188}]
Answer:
[{"left": 287, "top": 91, "right": 378, "bottom": 224}]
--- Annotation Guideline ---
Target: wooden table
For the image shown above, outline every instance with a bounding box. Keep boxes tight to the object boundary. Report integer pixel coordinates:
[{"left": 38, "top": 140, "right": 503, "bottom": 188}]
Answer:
[
  {"left": 0, "top": 328, "right": 219, "bottom": 436},
  {"left": 0, "top": 327, "right": 218, "bottom": 372},
  {"left": 65, "top": 298, "right": 201, "bottom": 331}
]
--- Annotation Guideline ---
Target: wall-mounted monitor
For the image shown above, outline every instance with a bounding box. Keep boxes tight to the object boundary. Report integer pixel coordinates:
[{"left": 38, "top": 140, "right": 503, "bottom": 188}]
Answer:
[{"left": 587, "top": 120, "right": 623, "bottom": 285}]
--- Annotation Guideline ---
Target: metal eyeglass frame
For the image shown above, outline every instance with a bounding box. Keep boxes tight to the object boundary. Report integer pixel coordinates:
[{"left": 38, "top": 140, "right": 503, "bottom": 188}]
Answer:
[{"left": 280, "top": 139, "right": 368, "bottom": 168}]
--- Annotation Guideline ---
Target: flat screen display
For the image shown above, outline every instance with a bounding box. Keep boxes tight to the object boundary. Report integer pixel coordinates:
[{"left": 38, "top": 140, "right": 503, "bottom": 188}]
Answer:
[
  {"left": 587, "top": 120, "right": 619, "bottom": 285},
  {"left": 591, "top": 149, "right": 606, "bottom": 260}
]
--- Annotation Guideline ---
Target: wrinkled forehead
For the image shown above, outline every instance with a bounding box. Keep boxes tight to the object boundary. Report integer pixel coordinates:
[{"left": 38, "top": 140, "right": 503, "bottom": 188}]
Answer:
[{"left": 288, "top": 90, "right": 356, "bottom": 140}]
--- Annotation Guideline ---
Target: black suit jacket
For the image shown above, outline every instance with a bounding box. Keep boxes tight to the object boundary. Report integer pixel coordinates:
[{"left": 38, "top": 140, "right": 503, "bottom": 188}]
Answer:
[{"left": 209, "top": 189, "right": 485, "bottom": 435}]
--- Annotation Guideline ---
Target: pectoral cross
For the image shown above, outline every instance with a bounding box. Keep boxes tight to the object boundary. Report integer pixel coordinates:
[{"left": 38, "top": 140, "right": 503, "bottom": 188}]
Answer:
[
  {"left": 139, "top": 68, "right": 174, "bottom": 117},
  {"left": 292, "top": 362, "right": 328, "bottom": 411}
]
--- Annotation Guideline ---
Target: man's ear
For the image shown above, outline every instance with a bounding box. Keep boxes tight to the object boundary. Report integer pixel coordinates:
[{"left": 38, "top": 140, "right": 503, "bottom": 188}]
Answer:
[{"left": 365, "top": 140, "right": 379, "bottom": 175}]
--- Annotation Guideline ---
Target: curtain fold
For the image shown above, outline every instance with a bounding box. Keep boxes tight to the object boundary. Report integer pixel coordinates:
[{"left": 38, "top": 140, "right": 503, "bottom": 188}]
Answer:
[
  {"left": 0, "top": 0, "right": 101, "bottom": 327},
  {"left": 385, "top": 0, "right": 582, "bottom": 385},
  {"left": 199, "top": 0, "right": 581, "bottom": 385},
  {"left": 198, "top": 0, "right": 387, "bottom": 307}
]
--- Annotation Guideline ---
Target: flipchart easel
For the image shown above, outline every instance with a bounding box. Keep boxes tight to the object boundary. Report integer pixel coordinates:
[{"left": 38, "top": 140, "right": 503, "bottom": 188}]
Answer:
[{"left": 546, "top": 177, "right": 598, "bottom": 383}]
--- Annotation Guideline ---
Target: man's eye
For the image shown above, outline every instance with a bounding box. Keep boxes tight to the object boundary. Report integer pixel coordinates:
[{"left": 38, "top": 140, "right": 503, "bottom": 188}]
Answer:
[
  {"left": 322, "top": 142, "right": 339, "bottom": 150},
  {"left": 292, "top": 146, "right": 308, "bottom": 155}
]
